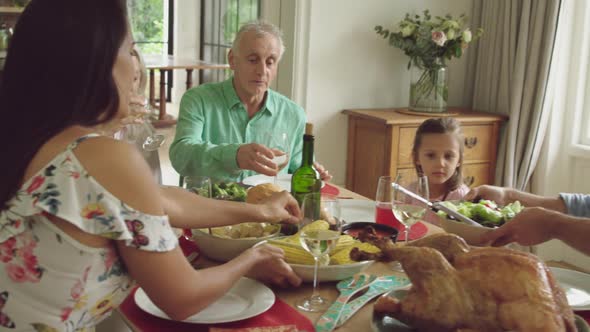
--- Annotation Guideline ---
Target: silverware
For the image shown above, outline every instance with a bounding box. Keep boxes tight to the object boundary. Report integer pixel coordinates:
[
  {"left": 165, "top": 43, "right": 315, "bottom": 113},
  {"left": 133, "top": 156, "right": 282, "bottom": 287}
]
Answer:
[
  {"left": 392, "top": 182, "right": 482, "bottom": 227},
  {"left": 336, "top": 275, "right": 411, "bottom": 327},
  {"left": 314, "top": 274, "right": 377, "bottom": 332}
]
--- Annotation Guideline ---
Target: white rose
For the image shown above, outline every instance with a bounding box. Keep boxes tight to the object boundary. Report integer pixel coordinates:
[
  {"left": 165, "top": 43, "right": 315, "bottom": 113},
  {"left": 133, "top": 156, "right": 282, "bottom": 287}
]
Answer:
[
  {"left": 400, "top": 24, "right": 415, "bottom": 37},
  {"left": 431, "top": 31, "right": 447, "bottom": 47},
  {"left": 446, "top": 29, "right": 456, "bottom": 40},
  {"left": 462, "top": 29, "right": 472, "bottom": 43}
]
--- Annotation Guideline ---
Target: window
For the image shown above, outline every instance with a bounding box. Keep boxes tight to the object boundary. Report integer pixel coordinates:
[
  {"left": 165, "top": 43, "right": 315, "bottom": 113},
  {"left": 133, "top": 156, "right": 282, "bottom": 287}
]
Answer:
[
  {"left": 200, "top": 0, "right": 260, "bottom": 83},
  {"left": 128, "top": 0, "right": 173, "bottom": 101},
  {"left": 128, "top": 0, "right": 170, "bottom": 55},
  {"left": 569, "top": 0, "right": 590, "bottom": 147}
]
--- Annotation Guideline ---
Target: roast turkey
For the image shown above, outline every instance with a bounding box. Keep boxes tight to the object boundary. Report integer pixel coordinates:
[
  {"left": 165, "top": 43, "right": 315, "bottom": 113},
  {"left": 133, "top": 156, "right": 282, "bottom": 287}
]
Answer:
[{"left": 352, "top": 233, "right": 576, "bottom": 332}]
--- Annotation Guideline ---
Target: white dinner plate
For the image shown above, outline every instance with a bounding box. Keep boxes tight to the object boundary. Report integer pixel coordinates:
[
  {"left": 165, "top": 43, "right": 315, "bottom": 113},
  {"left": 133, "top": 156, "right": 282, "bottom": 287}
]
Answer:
[
  {"left": 242, "top": 174, "right": 325, "bottom": 192},
  {"left": 134, "top": 277, "right": 275, "bottom": 323},
  {"left": 340, "top": 199, "right": 376, "bottom": 223},
  {"left": 550, "top": 267, "right": 590, "bottom": 310}
]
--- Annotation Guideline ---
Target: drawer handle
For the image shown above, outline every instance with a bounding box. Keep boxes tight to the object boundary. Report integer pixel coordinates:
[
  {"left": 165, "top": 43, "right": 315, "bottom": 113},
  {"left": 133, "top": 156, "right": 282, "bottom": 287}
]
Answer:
[
  {"left": 464, "top": 176, "right": 475, "bottom": 186},
  {"left": 465, "top": 137, "right": 478, "bottom": 149}
]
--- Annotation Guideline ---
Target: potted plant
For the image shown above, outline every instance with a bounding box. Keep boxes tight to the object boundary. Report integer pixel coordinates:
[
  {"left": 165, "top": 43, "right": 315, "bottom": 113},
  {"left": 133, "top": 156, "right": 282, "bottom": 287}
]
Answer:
[{"left": 376, "top": 10, "right": 482, "bottom": 113}]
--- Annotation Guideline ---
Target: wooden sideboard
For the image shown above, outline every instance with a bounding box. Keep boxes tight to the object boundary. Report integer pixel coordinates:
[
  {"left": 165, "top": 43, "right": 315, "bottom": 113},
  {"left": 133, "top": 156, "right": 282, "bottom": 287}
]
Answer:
[{"left": 343, "top": 107, "right": 508, "bottom": 199}]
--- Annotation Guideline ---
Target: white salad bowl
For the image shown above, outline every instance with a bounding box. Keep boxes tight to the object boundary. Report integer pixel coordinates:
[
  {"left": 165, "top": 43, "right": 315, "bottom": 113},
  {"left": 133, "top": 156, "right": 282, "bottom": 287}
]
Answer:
[{"left": 190, "top": 225, "right": 281, "bottom": 262}]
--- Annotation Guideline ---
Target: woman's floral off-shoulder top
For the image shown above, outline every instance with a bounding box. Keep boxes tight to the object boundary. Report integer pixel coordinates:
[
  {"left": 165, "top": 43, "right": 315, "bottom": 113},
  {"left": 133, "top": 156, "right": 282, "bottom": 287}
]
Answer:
[{"left": 0, "top": 134, "right": 178, "bottom": 331}]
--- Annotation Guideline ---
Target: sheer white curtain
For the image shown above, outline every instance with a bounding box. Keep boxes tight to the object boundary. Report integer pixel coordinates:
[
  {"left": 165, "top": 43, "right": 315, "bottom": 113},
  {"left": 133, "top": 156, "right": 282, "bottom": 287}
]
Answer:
[
  {"left": 532, "top": 0, "right": 590, "bottom": 269},
  {"left": 470, "top": 0, "right": 561, "bottom": 189}
]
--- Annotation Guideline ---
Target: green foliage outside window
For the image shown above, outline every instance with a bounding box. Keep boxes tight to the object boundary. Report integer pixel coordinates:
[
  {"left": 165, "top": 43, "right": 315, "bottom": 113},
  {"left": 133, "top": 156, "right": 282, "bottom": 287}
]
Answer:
[
  {"left": 222, "top": 0, "right": 259, "bottom": 48},
  {"left": 128, "top": 0, "right": 166, "bottom": 55}
]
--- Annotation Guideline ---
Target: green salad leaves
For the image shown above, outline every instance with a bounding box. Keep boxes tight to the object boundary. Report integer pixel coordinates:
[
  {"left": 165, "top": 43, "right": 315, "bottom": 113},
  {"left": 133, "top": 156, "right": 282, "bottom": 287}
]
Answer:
[
  {"left": 212, "top": 182, "right": 247, "bottom": 201},
  {"left": 189, "top": 182, "right": 248, "bottom": 201},
  {"left": 436, "top": 200, "right": 524, "bottom": 227}
]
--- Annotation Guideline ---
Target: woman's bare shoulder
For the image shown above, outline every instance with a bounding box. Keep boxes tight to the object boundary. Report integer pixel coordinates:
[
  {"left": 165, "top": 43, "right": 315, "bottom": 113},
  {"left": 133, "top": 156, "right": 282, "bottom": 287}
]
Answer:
[{"left": 71, "top": 130, "right": 164, "bottom": 215}]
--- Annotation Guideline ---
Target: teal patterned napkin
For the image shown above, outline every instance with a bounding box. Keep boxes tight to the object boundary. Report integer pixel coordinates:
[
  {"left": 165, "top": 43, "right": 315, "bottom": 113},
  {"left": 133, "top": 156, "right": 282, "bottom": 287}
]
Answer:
[{"left": 315, "top": 275, "right": 410, "bottom": 332}]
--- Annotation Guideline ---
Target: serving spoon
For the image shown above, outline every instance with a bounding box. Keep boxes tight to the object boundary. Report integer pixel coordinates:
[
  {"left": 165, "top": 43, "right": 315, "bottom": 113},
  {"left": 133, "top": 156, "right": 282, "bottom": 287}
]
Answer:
[{"left": 392, "top": 182, "right": 483, "bottom": 227}]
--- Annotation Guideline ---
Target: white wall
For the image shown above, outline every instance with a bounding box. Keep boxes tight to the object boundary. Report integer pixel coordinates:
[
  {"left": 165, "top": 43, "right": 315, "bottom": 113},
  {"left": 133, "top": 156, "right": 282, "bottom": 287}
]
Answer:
[
  {"left": 172, "top": 0, "right": 200, "bottom": 102},
  {"left": 173, "top": 0, "right": 478, "bottom": 186},
  {"left": 301, "top": 0, "right": 476, "bottom": 185}
]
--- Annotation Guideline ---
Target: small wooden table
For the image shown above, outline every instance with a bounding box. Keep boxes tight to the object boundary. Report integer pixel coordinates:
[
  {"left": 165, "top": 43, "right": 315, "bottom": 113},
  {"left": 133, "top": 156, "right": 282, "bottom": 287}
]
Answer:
[{"left": 144, "top": 55, "right": 229, "bottom": 127}]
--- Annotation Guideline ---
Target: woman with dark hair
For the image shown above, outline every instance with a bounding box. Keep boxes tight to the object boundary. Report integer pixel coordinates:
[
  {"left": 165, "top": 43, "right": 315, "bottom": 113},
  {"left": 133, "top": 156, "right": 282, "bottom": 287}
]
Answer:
[{"left": 0, "top": 0, "right": 301, "bottom": 329}]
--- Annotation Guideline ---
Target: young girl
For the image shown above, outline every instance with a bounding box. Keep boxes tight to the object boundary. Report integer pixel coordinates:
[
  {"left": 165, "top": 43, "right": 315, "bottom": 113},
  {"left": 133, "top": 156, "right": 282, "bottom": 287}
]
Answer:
[{"left": 411, "top": 117, "right": 470, "bottom": 224}]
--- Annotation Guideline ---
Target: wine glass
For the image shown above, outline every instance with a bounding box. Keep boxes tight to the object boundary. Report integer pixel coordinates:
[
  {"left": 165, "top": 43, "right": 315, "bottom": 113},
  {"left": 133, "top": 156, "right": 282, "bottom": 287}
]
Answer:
[
  {"left": 124, "top": 97, "right": 165, "bottom": 151},
  {"left": 392, "top": 173, "right": 430, "bottom": 244},
  {"left": 258, "top": 131, "right": 290, "bottom": 184},
  {"left": 136, "top": 99, "right": 166, "bottom": 151},
  {"left": 182, "top": 175, "right": 212, "bottom": 198},
  {"left": 375, "top": 176, "right": 402, "bottom": 229},
  {"left": 296, "top": 193, "right": 342, "bottom": 312},
  {"left": 375, "top": 175, "right": 407, "bottom": 271},
  {"left": 182, "top": 175, "right": 213, "bottom": 236}
]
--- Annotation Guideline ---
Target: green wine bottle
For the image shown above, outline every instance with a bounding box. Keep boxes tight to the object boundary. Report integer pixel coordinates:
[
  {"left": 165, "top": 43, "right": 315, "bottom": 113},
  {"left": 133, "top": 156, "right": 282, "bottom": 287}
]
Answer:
[{"left": 291, "top": 125, "right": 322, "bottom": 212}]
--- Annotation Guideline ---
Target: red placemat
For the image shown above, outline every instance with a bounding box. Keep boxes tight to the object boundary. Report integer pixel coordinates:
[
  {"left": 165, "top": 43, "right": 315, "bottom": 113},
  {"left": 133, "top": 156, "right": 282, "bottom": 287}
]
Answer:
[
  {"left": 577, "top": 310, "right": 590, "bottom": 325},
  {"left": 395, "top": 221, "right": 428, "bottom": 241},
  {"left": 179, "top": 231, "right": 198, "bottom": 255},
  {"left": 321, "top": 183, "right": 340, "bottom": 196},
  {"left": 118, "top": 287, "right": 314, "bottom": 332},
  {"left": 375, "top": 209, "right": 428, "bottom": 241}
]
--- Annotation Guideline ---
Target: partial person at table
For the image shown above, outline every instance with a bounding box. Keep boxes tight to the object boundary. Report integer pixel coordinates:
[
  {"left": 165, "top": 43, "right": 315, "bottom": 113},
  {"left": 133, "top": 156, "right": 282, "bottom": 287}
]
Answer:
[
  {"left": 0, "top": 0, "right": 302, "bottom": 329},
  {"left": 466, "top": 185, "right": 590, "bottom": 255},
  {"left": 94, "top": 46, "right": 162, "bottom": 183},
  {"left": 119, "top": 46, "right": 163, "bottom": 183},
  {"left": 169, "top": 20, "right": 331, "bottom": 183},
  {"left": 410, "top": 117, "right": 470, "bottom": 224}
]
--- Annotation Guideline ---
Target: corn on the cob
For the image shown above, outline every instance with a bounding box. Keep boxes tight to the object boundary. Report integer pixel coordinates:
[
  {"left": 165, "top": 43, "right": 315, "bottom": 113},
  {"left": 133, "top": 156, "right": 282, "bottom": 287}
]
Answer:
[
  {"left": 330, "top": 242, "right": 381, "bottom": 265},
  {"left": 268, "top": 223, "right": 379, "bottom": 266},
  {"left": 301, "top": 220, "right": 330, "bottom": 232},
  {"left": 269, "top": 241, "right": 330, "bottom": 265},
  {"left": 333, "top": 235, "right": 355, "bottom": 252},
  {"left": 285, "top": 220, "right": 330, "bottom": 244}
]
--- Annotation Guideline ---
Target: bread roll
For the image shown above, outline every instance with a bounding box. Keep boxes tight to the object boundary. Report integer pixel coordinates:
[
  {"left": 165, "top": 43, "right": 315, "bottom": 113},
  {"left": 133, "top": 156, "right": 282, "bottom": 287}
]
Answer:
[{"left": 245, "top": 183, "right": 283, "bottom": 204}]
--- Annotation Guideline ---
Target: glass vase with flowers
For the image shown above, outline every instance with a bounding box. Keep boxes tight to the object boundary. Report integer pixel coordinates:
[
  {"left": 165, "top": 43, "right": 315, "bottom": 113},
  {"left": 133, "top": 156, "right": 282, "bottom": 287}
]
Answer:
[{"left": 375, "top": 10, "right": 483, "bottom": 113}]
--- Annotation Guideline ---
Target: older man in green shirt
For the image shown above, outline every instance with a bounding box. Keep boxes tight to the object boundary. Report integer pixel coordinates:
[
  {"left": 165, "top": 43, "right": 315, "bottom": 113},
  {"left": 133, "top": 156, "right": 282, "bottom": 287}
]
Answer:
[{"left": 170, "top": 21, "right": 331, "bottom": 182}]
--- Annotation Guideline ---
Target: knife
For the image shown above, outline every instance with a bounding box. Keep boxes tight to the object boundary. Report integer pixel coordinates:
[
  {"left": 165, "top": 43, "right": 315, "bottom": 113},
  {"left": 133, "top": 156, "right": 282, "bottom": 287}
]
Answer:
[{"left": 392, "top": 182, "right": 483, "bottom": 227}]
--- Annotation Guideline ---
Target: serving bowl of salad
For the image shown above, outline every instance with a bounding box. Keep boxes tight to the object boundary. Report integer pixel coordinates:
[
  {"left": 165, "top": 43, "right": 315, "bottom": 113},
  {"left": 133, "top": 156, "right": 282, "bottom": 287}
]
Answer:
[{"left": 436, "top": 200, "right": 524, "bottom": 245}]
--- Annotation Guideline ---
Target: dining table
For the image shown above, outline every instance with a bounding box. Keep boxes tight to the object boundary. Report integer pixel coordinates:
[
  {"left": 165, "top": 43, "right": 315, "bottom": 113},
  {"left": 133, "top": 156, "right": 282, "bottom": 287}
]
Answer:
[
  {"left": 117, "top": 184, "right": 590, "bottom": 331},
  {"left": 118, "top": 184, "right": 445, "bottom": 331}
]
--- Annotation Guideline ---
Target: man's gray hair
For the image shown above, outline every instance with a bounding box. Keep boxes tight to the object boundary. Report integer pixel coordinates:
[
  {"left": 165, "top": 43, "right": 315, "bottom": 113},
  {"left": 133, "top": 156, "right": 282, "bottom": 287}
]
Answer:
[{"left": 232, "top": 20, "right": 285, "bottom": 58}]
